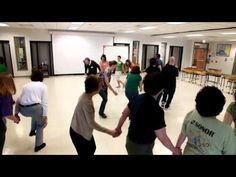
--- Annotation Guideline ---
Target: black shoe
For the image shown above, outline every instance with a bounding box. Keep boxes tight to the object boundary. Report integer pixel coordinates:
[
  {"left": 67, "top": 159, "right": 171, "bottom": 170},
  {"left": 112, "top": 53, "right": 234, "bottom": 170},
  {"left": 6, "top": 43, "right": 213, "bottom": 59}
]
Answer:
[
  {"left": 29, "top": 130, "right": 36, "bottom": 136},
  {"left": 99, "top": 114, "right": 107, "bottom": 118},
  {"left": 165, "top": 104, "right": 170, "bottom": 109},
  {"left": 35, "top": 143, "right": 46, "bottom": 152}
]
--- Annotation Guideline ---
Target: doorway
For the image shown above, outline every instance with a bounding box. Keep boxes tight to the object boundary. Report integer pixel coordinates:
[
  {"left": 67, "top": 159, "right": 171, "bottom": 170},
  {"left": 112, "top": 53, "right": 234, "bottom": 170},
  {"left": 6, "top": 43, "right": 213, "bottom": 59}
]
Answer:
[
  {"left": 30, "top": 41, "right": 53, "bottom": 76},
  {"left": 0, "top": 41, "right": 14, "bottom": 76},
  {"left": 141, "top": 44, "right": 159, "bottom": 70},
  {"left": 192, "top": 42, "right": 209, "bottom": 70},
  {"left": 169, "top": 46, "right": 183, "bottom": 70}
]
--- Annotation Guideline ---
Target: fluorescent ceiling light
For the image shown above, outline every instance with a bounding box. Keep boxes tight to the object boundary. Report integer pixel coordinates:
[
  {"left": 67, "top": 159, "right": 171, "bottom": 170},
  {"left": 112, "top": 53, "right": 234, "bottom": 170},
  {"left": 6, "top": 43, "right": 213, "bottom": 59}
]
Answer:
[
  {"left": 186, "top": 34, "right": 203, "bottom": 37},
  {"left": 221, "top": 32, "right": 236, "bottom": 35},
  {"left": 0, "top": 23, "right": 9, "bottom": 27},
  {"left": 71, "top": 22, "right": 84, "bottom": 25},
  {"left": 167, "top": 22, "right": 186, "bottom": 25},
  {"left": 68, "top": 26, "right": 78, "bottom": 30},
  {"left": 163, "top": 36, "right": 176, "bottom": 38},
  {"left": 139, "top": 26, "right": 157, "bottom": 30},
  {"left": 124, "top": 30, "right": 135, "bottom": 33},
  {"left": 228, "top": 39, "right": 236, "bottom": 41}
]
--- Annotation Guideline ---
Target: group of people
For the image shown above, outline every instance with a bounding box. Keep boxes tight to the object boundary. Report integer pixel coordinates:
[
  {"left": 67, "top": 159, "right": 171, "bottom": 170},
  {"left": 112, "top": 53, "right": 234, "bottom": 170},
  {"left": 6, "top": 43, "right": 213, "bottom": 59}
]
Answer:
[{"left": 1, "top": 53, "right": 236, "bottom": 155}]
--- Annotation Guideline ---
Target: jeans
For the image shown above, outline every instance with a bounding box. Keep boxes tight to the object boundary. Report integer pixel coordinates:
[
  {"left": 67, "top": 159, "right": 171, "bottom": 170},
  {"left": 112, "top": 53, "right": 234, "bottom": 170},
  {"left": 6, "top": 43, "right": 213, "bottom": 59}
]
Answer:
[
  {"left": 99, "top": 88, "right": 108, "bottom": 115},
  {"left": 125, "top": 90, "right": 138, "bottom": 101},
  {"left": 126, "top": 136, "right": 155, "bottom": 155},
  {"left": 0, "top": 117, "right": 6, "bottom": 155},
  {"left": 19, "top": 104, "right": 44, "bottom": 147},
  {"left": 70, "top": 127, "right": 96, "bottom": 156}
]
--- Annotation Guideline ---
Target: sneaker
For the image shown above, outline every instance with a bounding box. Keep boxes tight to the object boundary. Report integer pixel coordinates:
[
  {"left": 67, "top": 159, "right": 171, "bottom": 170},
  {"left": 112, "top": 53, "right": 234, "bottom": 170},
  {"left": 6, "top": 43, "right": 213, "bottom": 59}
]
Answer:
[
  {"left": 29, "top": 130, "right": 36, "bottom": 136},
  {"left": 35, "top": 143, "right": 46, "bottom": 152},
  {"left": 99, "top": 113, "right": 107, "bottom": 118}
]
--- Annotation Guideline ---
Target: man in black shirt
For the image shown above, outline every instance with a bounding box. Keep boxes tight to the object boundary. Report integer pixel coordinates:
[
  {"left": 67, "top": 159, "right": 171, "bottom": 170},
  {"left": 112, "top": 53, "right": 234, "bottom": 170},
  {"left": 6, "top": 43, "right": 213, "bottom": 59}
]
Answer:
[
  {"left": 84, "top": 57, "right": 101, "bottom": 75},
  {"left": 114, "top": 72, "right": 180, "bottom": 155},
  {"left": 161, "top": 56, "right": 179, "bottom": 109}
]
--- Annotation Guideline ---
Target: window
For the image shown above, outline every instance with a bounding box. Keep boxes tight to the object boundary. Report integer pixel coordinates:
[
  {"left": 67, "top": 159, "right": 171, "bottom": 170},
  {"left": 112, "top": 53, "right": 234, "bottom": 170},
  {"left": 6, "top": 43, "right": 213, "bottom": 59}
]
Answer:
[{"left": 14, "top": 37, "right": 28, "bottom": 70}]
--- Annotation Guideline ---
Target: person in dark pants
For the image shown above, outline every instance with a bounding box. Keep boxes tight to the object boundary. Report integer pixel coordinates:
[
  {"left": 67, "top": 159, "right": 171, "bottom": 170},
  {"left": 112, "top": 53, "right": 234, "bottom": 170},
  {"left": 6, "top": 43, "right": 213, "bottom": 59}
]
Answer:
[
  {"left": 114, "top": 72, "right": 181, "bottom": 155},
  {"left": 0, "top": 73, "right": 20, "bottom": 155},
  {"left": 84, "top": 57, "right": 101, "bottom": 75},
  {"left": 98, "top": 61, "right": 118, "bottom": 118},
  {"left": 70, "top": 75, "right": 116, "bottom": 156},
  {"left": 161, "top": 56, "right": 179, "bottom": 109}
]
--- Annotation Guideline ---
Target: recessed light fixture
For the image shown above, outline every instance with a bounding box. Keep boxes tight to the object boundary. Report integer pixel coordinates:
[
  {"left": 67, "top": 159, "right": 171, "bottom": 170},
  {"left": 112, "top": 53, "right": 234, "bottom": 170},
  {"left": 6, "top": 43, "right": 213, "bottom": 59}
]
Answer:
[
  {"left": 167, "top": 22, "right": 186, "bottom": 25},
  {"left": 221, "top": 32, "right": 236, "bottom": 35},
  {"left": 124, "top": 30, "right": 135, "bottom": 33},
  {"left": 139, "top": 26, "right": 157, "bottom": 30},
  {"left": 202, "top": 40, "right": 206, "bottom": 43},
  {"left": 71, "top": 22, "right": 84, "bottom": 25},
  {"left": 68, "top": 27, "right": 78, "bottom": 30},
  {"left": 0, "top": 23, "right": 9, "bottom": 27},
  {"left": 163, "top": 36, "right": 176, "bottom": 38},
  {"left": 186, "top": 34, "right": 203, "bottom": 37}
]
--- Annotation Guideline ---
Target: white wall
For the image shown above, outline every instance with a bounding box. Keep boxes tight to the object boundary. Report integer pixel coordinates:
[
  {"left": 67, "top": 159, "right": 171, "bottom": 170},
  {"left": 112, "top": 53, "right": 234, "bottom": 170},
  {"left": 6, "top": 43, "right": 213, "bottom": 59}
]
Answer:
[
  {"left": 0, "top": 28, "right": 50, "bottom": 76},
  {"left": 114, "top": 33, "right": 194, "bottom": 69},
  {"left": 206, "top": 42, "right": 236, "bottom": 74},
  {"left": 0, "top": 28, "right": 195, "bottom": 76}
]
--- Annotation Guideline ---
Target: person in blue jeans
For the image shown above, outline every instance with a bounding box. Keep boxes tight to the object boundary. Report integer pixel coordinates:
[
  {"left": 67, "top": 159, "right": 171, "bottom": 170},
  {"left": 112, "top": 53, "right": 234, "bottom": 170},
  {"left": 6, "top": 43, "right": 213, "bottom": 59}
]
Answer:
[
  {"left": 15, "top": 70, "right": 48, "bottom": 152},
  {"left": 99, "top": 61, "right": 118, "bottom": 118}
]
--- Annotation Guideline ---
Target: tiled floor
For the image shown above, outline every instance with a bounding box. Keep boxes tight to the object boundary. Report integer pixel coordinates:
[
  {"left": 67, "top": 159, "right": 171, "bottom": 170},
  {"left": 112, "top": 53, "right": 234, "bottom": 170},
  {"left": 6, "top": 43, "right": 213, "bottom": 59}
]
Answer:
[{"left": 3, "top": 74, "right": 234, "bottom": 155}]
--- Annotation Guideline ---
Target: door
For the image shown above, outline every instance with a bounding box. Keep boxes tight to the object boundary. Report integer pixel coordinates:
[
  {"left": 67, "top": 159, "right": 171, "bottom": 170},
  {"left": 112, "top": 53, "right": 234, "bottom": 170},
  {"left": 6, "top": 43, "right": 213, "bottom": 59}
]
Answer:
[
  {"left": 141, "top": 44, "right": 159, "bottom": 70},
  {"left": 169, "top": 46, "right": 183, "bottom": 70},
  {"left": 0, "top": 41, "right": 14, "bottom": 76},
  {"left": 30, "top": 41, "right": 53, "bottom": 76},
  {"left": 193, "top": 48, "right": 208, "bottom": 70}
]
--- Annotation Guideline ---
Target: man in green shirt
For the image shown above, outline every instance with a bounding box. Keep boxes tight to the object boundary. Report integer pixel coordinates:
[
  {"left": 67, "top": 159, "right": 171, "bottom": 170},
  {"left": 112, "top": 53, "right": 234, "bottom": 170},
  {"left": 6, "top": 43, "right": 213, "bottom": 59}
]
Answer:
[
  {"left": 115, "top": 55, "right": 124, "bottom": 88},
  {"left": 0, "top": 56, "right": 7, "bottom": 73},
  {"left": 175, "top": 86, "right": 236, "bottom": 155}
]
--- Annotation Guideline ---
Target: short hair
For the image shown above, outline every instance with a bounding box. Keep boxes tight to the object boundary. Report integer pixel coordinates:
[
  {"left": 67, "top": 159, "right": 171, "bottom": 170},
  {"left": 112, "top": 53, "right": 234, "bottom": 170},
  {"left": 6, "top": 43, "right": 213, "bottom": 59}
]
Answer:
[
  {"left": 0, "top": 72, "right": 16, "bottom": 96},
  {"left": 109, "top": 60, "right": 117, "bottom": 67},
  {"left": 31, "top": 69, "right": 44, "bottom": 82},
  {"left": 101, "top": 54, "right": 107, "bottom": 61},
  {"left": 85, "top": 75, "right": 101, "bottom": 93},
  {"left": 131, "top": 65, "right": 140, "bottom": 74},
  {"left": 143, "top": 72, "right": 164, "bottom": 95},
  {"left": 84, "top": 57, "right": 90, "bottom": 61},
  {"left": 117, "top": 55, "right": 121, "bottom": 58},
  {"left": 156, "top": 54, "right": 161, "bottom": 58},
  {"left": 195, "top": 86, "right": 225, "bottom": 117},
  {"left": 149, "top": 58, "right": 156, "bottom": 65}
]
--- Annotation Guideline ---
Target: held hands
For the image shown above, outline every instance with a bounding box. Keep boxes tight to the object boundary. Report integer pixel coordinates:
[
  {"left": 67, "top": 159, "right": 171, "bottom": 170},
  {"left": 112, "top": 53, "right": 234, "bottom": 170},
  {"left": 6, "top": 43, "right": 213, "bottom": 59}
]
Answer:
[
  {"left": 108, "top": 127, "right": 122, "bottom": 138},
  {"left": 14, "top": 114, "right": 21, "bottom": 124},
  {"left": 172, "top": 147, "right": 182, "bottom": 155}
]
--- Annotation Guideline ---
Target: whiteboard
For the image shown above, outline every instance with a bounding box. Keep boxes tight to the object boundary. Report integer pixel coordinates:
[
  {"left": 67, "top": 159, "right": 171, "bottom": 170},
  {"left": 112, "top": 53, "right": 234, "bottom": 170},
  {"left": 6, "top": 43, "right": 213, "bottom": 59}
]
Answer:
[
  {"left": 52, "top": 33, "right": 113, "bottom": 74},
  {"left": 103, "top": 46, "right": 129, "bottom": 62}
]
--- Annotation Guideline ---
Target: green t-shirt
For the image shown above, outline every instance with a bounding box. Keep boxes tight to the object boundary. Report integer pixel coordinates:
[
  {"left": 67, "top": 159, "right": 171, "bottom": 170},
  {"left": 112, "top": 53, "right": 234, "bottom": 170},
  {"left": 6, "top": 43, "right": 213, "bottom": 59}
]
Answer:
[
  {"left": 181, "top": 110, "right": 236, "bottom": 155},
  {"left": 0, "top": 64, "right": 7, "bottom": 73},
  {"left": 116, "top": 61, "right": 123, "bottom": 71},
  {"left": 125, "top": 73, "right": 142, "bottom": 92},
  {"left": 226, "top": 102, "right": 236, "bottom": 135}
]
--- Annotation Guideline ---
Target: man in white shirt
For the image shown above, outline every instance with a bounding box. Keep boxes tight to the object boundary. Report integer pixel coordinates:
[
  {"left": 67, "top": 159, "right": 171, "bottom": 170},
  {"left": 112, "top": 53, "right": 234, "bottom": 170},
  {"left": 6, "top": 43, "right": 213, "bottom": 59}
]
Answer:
[{"left": 15, "top": 70, "right": 48, "bottom": 152}]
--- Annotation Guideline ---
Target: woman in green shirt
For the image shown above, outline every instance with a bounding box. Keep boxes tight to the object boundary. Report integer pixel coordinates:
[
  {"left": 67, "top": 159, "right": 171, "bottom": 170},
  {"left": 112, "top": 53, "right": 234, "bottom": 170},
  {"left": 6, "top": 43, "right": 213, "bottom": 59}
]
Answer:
[
  {"left": 124, "top": 65, "right": 142, "bottom": 101},
  {"left": 0, "top": 57, "right": 7, "bottom": 73}
]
